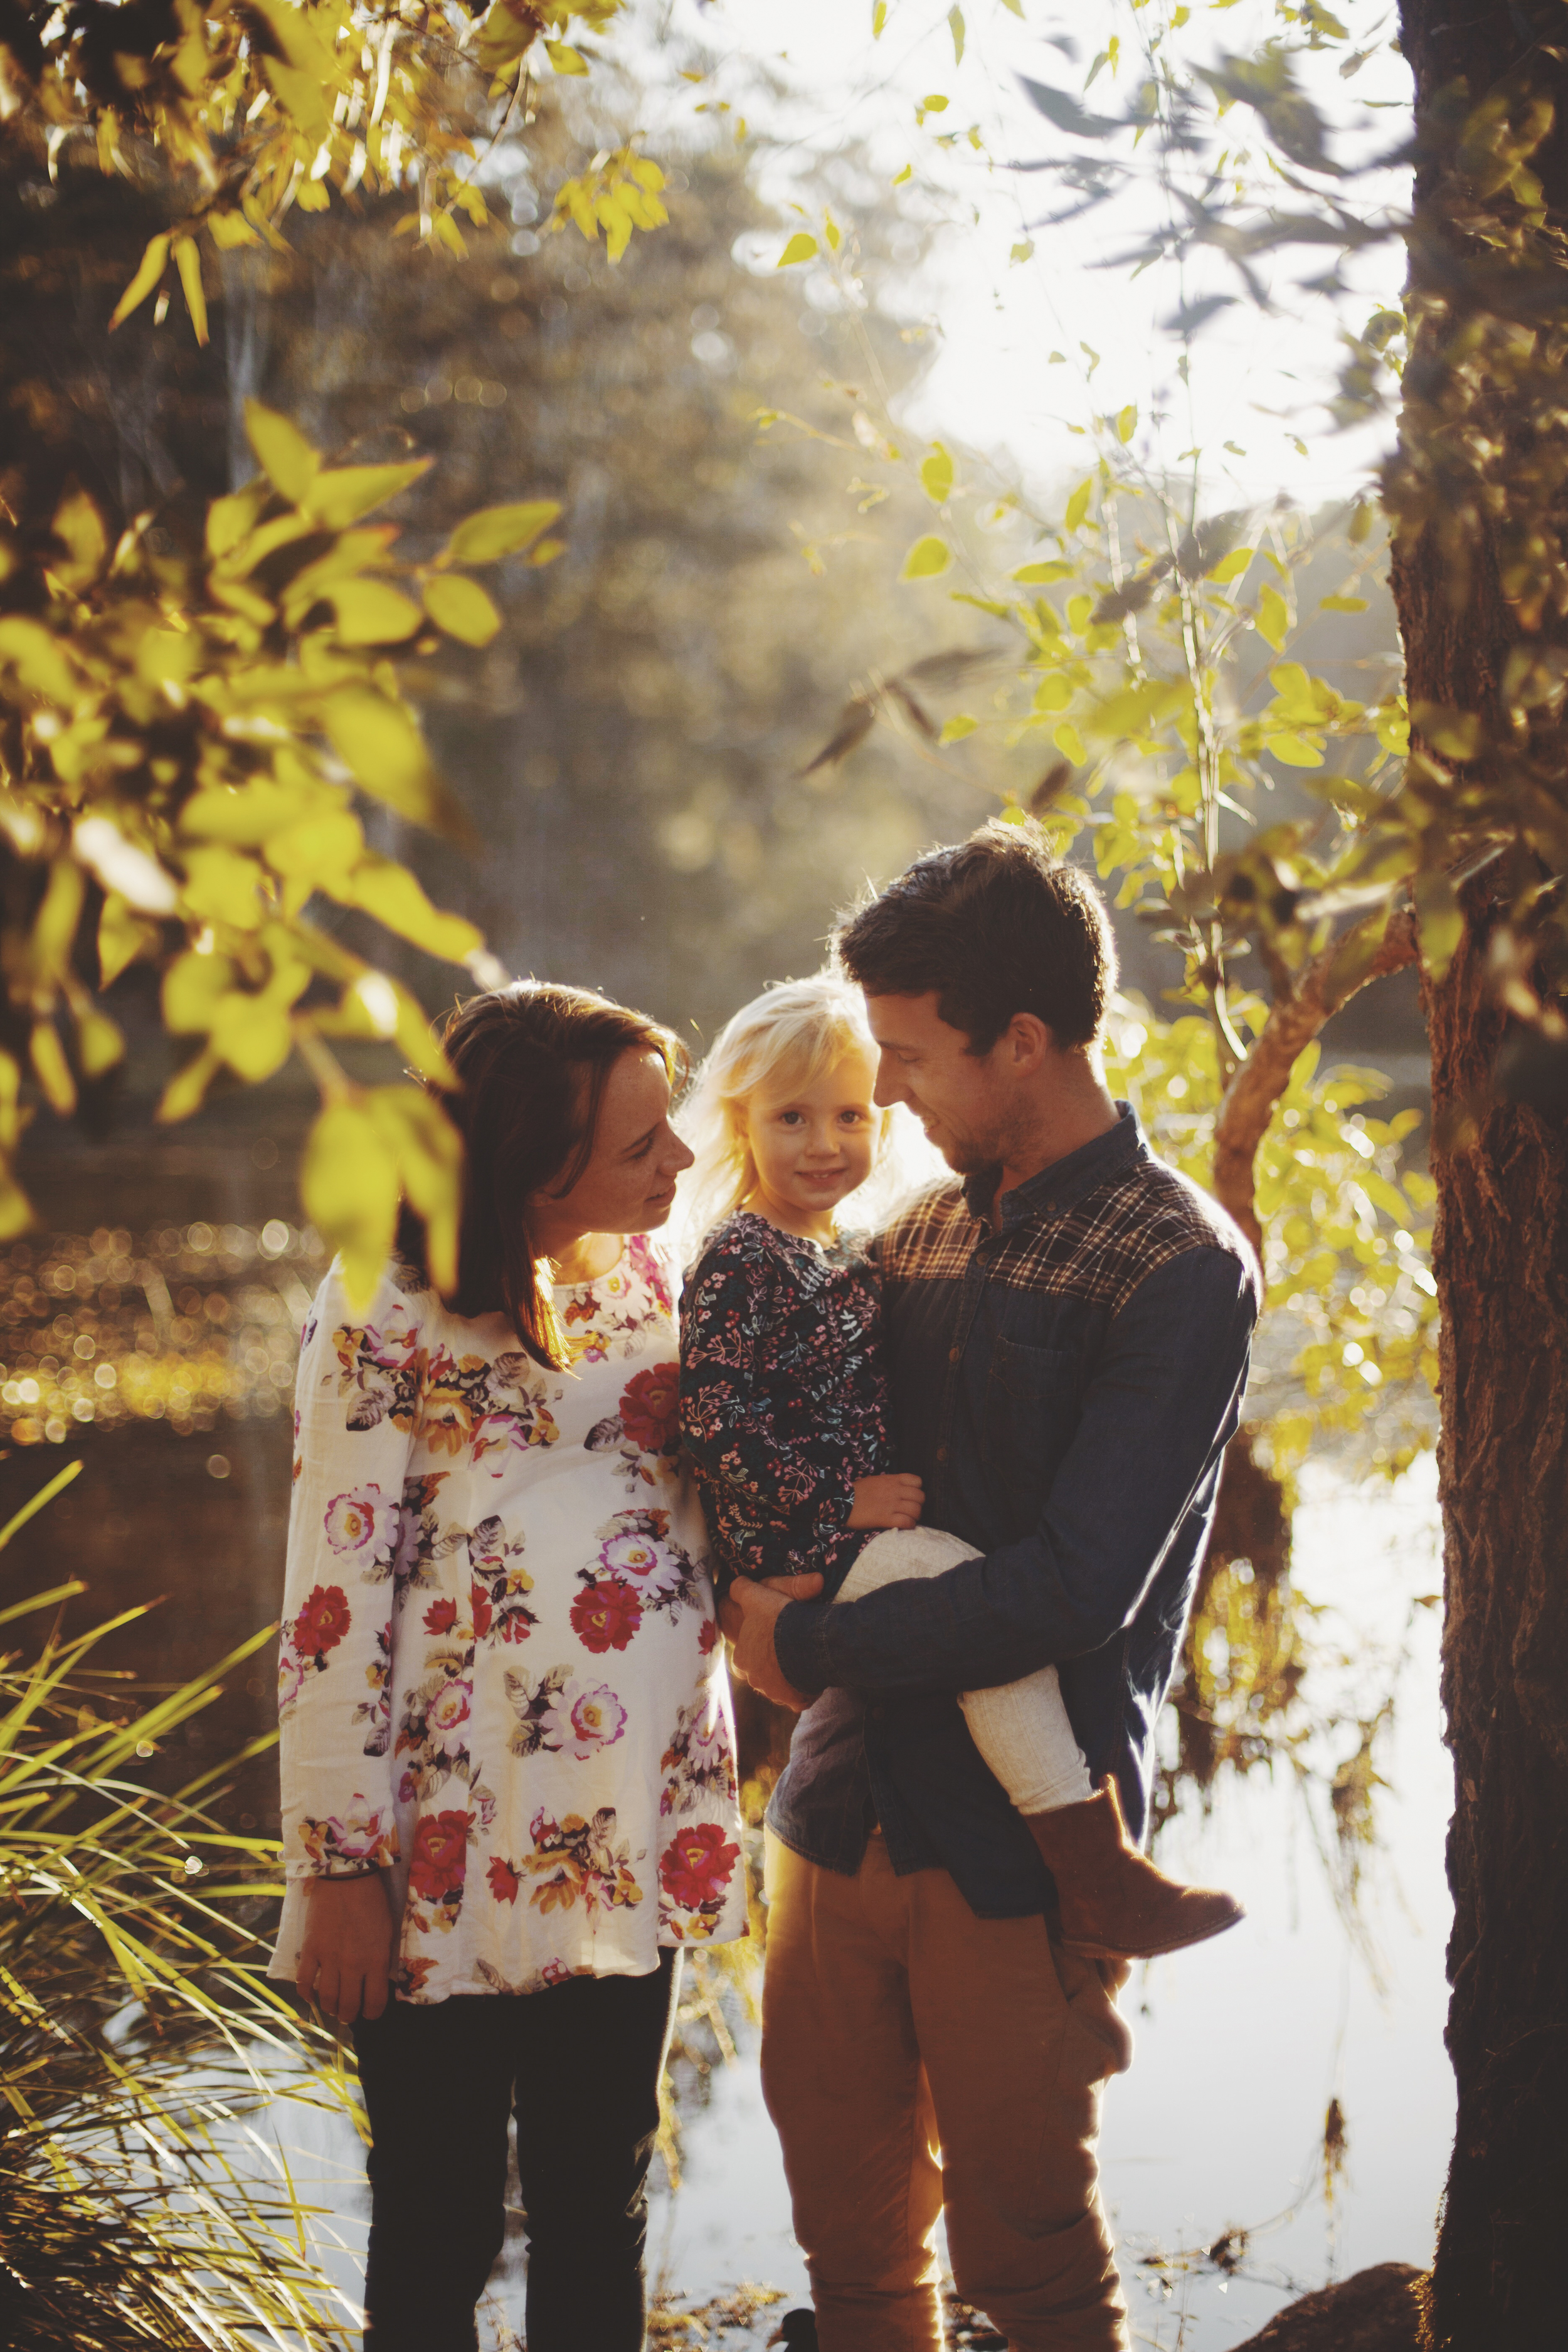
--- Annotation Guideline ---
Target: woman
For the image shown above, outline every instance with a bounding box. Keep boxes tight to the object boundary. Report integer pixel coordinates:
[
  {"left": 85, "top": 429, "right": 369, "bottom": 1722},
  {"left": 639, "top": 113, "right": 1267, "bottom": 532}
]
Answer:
[{"left": 270, "top": 983, "right": 745, "bottom": 2352}]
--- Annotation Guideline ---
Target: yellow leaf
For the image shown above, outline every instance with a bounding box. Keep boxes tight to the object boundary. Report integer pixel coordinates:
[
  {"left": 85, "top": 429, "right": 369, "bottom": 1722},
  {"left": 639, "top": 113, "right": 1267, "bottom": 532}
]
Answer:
[
  {"left": 902, "top": 535, "right": 951, "bottom": 581},
  {"left": 0, "top": 618, "right": 77, "bottom": 703},
  {"left": 777, "top": 233, "right": 819, "bottom": 267},
  {"left": 320, "top": 687, "right": 452, "bottom": 832},
  {"left": 303, "top": 462, "right": 430, "bottom": 529},
  {"left": 29, "top": 1022, "right": 76, "bottom": 1117},
  {"left": 544, "top": 38, "right": 589, "bottom": 72},
  {"left": 529, "top": 538, "right": 565, "bottom": 568},
  {"left": 1256, "top": 583, "right": 1290, "bottom": 652},
  {"left": 260, "top": 56, "right": 332, "bottom": 144},
  {"left": 207, "top": 209, "right": 262, "bottom": 252},
  {"left": 432, "top": 211, "right": 468, "bottom": 259},
  {"left": 245, "top": 400, "right": 319, "bottom": 504},
  {"left": 180, "top": 845, "right": 266, "bottom": 931},
  {"left": 210, "top": 992, "right": 294, "bottom": 1082},
  {"left": 939, "top": 715, "right": 977, "bottom": 744},
  {"left": 50, "top": 487, "right": 109, "bottom": 588},
  {"left": 108, "top": 233, "right": 169, "bottom": 332},
  {"left": 327, "top": 579, "right": 424, "bottom": 646},
  {"left": 265, "top": 808, "right": 365, "bottom": 883},
  {"left": 157, "top": 1042, "right": 221, "bottom": 1124},
  {"left": 75, "top": 1006, "right": 124, "bottom": 1079},
  {"left": 302, "top": 1099, "right": 401, "bottom": 1306},
  {"left": 1116, "top": 403, "right": 1138, "bottom": 445},
  {"left": 423, "top": 574, "right": 502, "bottom": 647},
  {"left": 1064, "top": 476, "right": 1093, "bottom": 533},
  {"left": 1012, "top": 559, "right": 1074, "bottom": 584},
  {"left": 1054, "top": 722, "right": 1086, "bottom": 763},
  {"left": 920, "top": 444, "right": 954, "bottom": 503},
  {"left": 367, "top": 1086, "right": 464, "bottom": 1294},
  {"left": 172, "top": 235, "right": 208, "bottom": 346},
  {"left": 162, "top": 949, "right": 238, "bottom": 1035},
  {"left": 442, "top": 501, "right": 561, "bottom": 565},
  {"left": 1208, "top": 546, "right": 1253, "bottom": 584},
  {"left": 206, "top": 482, "right": 269, "bottom": 560},
  {"left": 98, "top": 894, "right": 157, "bottom": 989},
  {"left": 1415, "top": 869, "right": 1463, "bottom": 983},
  {"left": 346, "top": 856, "right": 483, "bottom": 964},
  {"left": 1320, "top": 593, "right": 1369, "bottom": 613},
  {"left": 1266, "top": 731, "right": 1326, "bottom": 767}
]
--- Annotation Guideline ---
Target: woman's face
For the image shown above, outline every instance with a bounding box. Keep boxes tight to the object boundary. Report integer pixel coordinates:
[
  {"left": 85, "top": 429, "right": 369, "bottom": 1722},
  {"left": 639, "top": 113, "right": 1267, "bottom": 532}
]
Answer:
[{"left": 529, "top": 1050, "right": 694, "bottom": 1253}]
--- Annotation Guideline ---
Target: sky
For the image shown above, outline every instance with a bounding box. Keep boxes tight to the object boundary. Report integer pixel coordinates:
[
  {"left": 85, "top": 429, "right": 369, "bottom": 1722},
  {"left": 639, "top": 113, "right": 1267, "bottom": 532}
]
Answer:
[{"left": 649, "top": 0, "right": 1413, "bottom": 515}]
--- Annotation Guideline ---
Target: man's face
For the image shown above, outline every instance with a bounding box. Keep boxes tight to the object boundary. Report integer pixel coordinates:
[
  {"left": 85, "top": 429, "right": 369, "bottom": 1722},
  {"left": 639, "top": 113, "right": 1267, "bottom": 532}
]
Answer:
[{"left": 862, "top": 992, "right": 1012, "bottom": 1174}]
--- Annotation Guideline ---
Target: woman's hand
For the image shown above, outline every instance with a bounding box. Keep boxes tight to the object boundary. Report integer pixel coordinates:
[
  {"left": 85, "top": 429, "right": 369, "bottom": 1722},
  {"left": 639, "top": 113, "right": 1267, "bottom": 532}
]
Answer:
[
  {"left": 847, "top": 1473, "right": 925, "bottom": 1532},
  {"left": 296, "top": 1874, "right": 396, "bottom": 2025}
]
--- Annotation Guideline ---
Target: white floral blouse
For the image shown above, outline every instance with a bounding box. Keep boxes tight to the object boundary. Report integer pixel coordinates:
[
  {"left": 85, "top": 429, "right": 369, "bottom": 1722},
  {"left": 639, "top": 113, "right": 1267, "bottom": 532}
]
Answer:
[{"left": 267, "top": 1234, "right": 746, "bottom": 2005}]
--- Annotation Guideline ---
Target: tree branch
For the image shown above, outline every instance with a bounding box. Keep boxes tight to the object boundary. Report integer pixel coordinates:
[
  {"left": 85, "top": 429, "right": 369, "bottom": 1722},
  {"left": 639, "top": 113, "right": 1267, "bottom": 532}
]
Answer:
[{"left": 1212, "top": 907, "right": 1418, "bottom": 1259}]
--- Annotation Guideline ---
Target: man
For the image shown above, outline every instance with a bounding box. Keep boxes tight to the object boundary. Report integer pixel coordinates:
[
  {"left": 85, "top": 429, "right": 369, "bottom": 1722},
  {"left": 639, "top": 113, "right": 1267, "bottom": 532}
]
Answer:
[{"left": 723, "top": 822, "right": 1260, "bottom": 2351}]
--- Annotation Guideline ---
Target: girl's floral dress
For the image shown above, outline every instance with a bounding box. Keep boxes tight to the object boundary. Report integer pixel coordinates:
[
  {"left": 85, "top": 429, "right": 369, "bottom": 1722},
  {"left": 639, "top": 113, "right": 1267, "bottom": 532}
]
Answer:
[
  {"left": 268, "top": 1235, "right": 745, "bottom": 2005},
  {"left": 679, "top": 1211, "right": 892, "bottom": 1596}
]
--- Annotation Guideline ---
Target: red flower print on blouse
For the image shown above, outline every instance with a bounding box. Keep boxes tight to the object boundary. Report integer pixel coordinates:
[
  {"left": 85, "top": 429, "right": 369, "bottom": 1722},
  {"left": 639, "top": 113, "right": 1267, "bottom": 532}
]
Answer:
[
  {"left": 660, "top": 1821, "right": 741, "bottom": 1910},
  {"left": 423, "top": 1596, "right": 457, "bottom": 1636},
  {"left": 470, "top": 1583, "right": 494, "bottom": 1640},
  {"left": 618, "top": 1363, "right": 681, "bottom": 1455},
  {"left": 697, "top": 1618, "right": 720, "bottom": 1656},
  {"left": 487, "top": 1856, "right": 521, "bottom": 1905},
  {"left": 570, "top": 1577, "right": 644, "bottom": 1655},
  {"left": 408, "top": 1809, "right": 471, "bottom": 1900},
  {"left": 293, "top": 1584, "right": 350, "bottom": 1660}
]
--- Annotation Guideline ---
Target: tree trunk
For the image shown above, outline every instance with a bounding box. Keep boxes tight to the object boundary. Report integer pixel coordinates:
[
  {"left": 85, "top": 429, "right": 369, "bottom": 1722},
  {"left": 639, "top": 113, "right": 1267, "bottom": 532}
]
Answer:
[{"left": 1392, "top": 7, "right": 1568, "bottom": 2342}]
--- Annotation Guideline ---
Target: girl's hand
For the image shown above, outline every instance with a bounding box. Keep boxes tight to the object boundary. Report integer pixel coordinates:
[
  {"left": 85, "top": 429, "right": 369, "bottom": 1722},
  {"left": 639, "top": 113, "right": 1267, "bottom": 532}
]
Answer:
[
  {"left": 296, "top": 1873, "right": 396, "bottom": 2024},
  {"left": 847, "top": 1473, "right": 924, "bottom": 1531}
]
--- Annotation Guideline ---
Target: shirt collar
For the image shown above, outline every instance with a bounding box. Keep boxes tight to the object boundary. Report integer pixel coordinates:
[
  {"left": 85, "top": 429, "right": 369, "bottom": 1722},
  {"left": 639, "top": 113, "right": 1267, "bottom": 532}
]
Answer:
[{"left": 961, "top": 1101, "right": 1143, "bottom": 1231}]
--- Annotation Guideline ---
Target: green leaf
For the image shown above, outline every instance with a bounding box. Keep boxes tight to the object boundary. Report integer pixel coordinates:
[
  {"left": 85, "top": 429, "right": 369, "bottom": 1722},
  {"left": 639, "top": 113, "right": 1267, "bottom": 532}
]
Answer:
[
  {"left": 245, "top": 401, "right": 319, "bottom": 504},
  {"left": 302, "top": 1099, "right": 401, "bottom": 1308},
  {"left": 423, "top": 573, "right": 503, "bottom": 647},
  {"left": 902, "top": 535, "right": 951, "bottom": 581},
  {"left": 1115, "top": 403, "right": 1138, "bottom": 445},
  {"left": 443, "top": 500, "right": 562, "bottom": 565},
  {"left": 777, "top": 232, "right": 819, "bottom": 267},
  {"left": 1064, "top": 476, "right": 1093, "bottom": 533},
  {"left": 939, "top": 714, "right": 978, "bottom": 744},
  {"left": 1256, "top": 583, "right": 1290, "bottom": 651},
  {"left": 304, "top": 462, "right": 430, "bottom": 529},
  {"left": 920, "top": 444, "right": 954, "bottom": 503}
]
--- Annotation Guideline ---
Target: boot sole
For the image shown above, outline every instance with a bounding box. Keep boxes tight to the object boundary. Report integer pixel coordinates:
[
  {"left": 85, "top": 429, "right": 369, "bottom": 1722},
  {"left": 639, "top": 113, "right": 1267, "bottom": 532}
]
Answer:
[{"left": 1059, "top": 1906, "right": 1246, "bottom": 1963}]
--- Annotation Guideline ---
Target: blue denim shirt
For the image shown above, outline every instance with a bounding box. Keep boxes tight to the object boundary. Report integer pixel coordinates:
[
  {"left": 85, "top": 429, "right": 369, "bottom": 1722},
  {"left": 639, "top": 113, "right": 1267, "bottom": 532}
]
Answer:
[{"left": 768, "top": 1106, "right": 1259, "bottom": 1919}]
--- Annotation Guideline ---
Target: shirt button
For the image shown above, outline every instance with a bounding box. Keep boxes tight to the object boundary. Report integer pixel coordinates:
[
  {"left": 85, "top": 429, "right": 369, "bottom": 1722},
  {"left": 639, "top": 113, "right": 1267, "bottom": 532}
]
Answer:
[
  {"left": 936, "top": 1445, "right": 949, "bottom": 1463},
  {"left": 948, "top": 1347, "right": 960, "bottom": 1364}
]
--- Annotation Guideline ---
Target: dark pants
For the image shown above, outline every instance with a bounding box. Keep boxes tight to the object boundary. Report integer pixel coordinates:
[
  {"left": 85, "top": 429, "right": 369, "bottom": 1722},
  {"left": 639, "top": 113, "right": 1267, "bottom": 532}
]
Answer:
[{"left": 352, "top": 1951, "right": 681, "bottom": 2352}]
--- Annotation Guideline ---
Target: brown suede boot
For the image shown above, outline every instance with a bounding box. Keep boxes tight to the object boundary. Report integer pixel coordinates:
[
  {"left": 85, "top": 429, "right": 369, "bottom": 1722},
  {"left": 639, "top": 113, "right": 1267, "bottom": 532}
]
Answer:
[{"left": 1025, "top": 1776, "right": 1244, "bottom": 1961}]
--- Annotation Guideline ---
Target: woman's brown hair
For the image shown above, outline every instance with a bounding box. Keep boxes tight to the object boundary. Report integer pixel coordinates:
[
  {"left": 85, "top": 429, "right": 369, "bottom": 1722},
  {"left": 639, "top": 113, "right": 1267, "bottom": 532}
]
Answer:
[{"left": 399, "top": 983, "right": 683, "bottom": 1370}]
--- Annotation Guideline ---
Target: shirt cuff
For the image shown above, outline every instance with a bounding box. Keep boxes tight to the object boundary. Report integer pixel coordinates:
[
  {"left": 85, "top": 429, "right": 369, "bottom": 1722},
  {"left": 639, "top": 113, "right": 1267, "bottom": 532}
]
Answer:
[{"left": 775, "top": 1598, "right": 832, "bottom": 1699}]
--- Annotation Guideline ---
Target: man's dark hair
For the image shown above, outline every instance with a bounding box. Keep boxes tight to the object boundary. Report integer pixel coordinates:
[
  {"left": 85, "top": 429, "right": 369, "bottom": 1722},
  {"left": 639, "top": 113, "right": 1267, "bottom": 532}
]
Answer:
[{"left": 834, "top": 819, "right": 1117, "bottom": 1053}]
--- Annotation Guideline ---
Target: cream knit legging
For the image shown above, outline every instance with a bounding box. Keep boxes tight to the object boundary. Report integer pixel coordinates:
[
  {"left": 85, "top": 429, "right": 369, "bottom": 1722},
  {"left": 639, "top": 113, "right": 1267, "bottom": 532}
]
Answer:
[{"left": 835, "top": 1525, "right": 1093, "bottom": 1816}]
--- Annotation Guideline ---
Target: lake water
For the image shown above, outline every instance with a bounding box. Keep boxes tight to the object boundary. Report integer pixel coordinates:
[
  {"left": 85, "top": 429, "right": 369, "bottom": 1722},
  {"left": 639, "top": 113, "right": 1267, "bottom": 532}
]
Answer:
[{"left": 250, "top": 1457, "right": 1451, "bottom": 2351}]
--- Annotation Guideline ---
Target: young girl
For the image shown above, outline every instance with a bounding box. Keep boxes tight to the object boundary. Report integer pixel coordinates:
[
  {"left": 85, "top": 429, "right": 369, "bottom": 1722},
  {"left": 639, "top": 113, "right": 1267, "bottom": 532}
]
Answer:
[{"left": 677, "top": 973, "right": 1242, "bottom": 1963}]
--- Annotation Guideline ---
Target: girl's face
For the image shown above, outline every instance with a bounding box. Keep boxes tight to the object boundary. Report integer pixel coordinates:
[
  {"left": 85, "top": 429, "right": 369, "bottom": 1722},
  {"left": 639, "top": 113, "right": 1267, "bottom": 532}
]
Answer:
[
  {"left": 529, "top": 1050, "right": 694, "bottom": 1257},
  {"left": 740, "top": 1049, "right": 880, "bottom": 1241}
]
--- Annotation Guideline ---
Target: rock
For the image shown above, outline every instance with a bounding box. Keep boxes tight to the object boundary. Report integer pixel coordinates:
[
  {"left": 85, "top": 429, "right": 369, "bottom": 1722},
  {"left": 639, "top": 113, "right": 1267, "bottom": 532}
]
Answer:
[{"left": 1231, "top": 2263, "right": 1426, "bottom": 2350}]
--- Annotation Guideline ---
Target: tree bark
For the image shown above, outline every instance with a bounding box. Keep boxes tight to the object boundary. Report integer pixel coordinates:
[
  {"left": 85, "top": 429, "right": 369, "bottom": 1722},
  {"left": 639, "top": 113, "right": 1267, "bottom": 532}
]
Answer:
[{"left": 1392, "top": 7, "right": 1568, "bottom": 2342}]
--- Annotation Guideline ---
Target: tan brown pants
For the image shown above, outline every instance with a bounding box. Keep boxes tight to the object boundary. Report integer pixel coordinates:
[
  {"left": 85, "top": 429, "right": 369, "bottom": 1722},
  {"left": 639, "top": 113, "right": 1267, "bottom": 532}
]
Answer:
[{"left": 761, "top": 1831, "right": 1133, "bottom": 2352}]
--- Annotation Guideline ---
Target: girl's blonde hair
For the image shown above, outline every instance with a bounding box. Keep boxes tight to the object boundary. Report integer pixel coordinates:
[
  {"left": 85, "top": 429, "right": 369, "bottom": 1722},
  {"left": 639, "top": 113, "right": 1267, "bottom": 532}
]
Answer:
[{"left": 679, "top": 974, "right": 904, "bottom": 1248}]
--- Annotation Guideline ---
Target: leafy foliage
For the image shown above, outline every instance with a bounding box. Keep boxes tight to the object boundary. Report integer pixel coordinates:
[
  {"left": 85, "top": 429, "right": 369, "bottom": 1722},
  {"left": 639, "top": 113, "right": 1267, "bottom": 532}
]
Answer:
[
  {"left": 0, "top": 1458, "right": 354, "bottom": 2348},
  {"left": 0, "top": 400, "right": 564, "bottom": 1300},
  {"left": 0, "top": 0, "right": 660, "bottom": 330}
]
